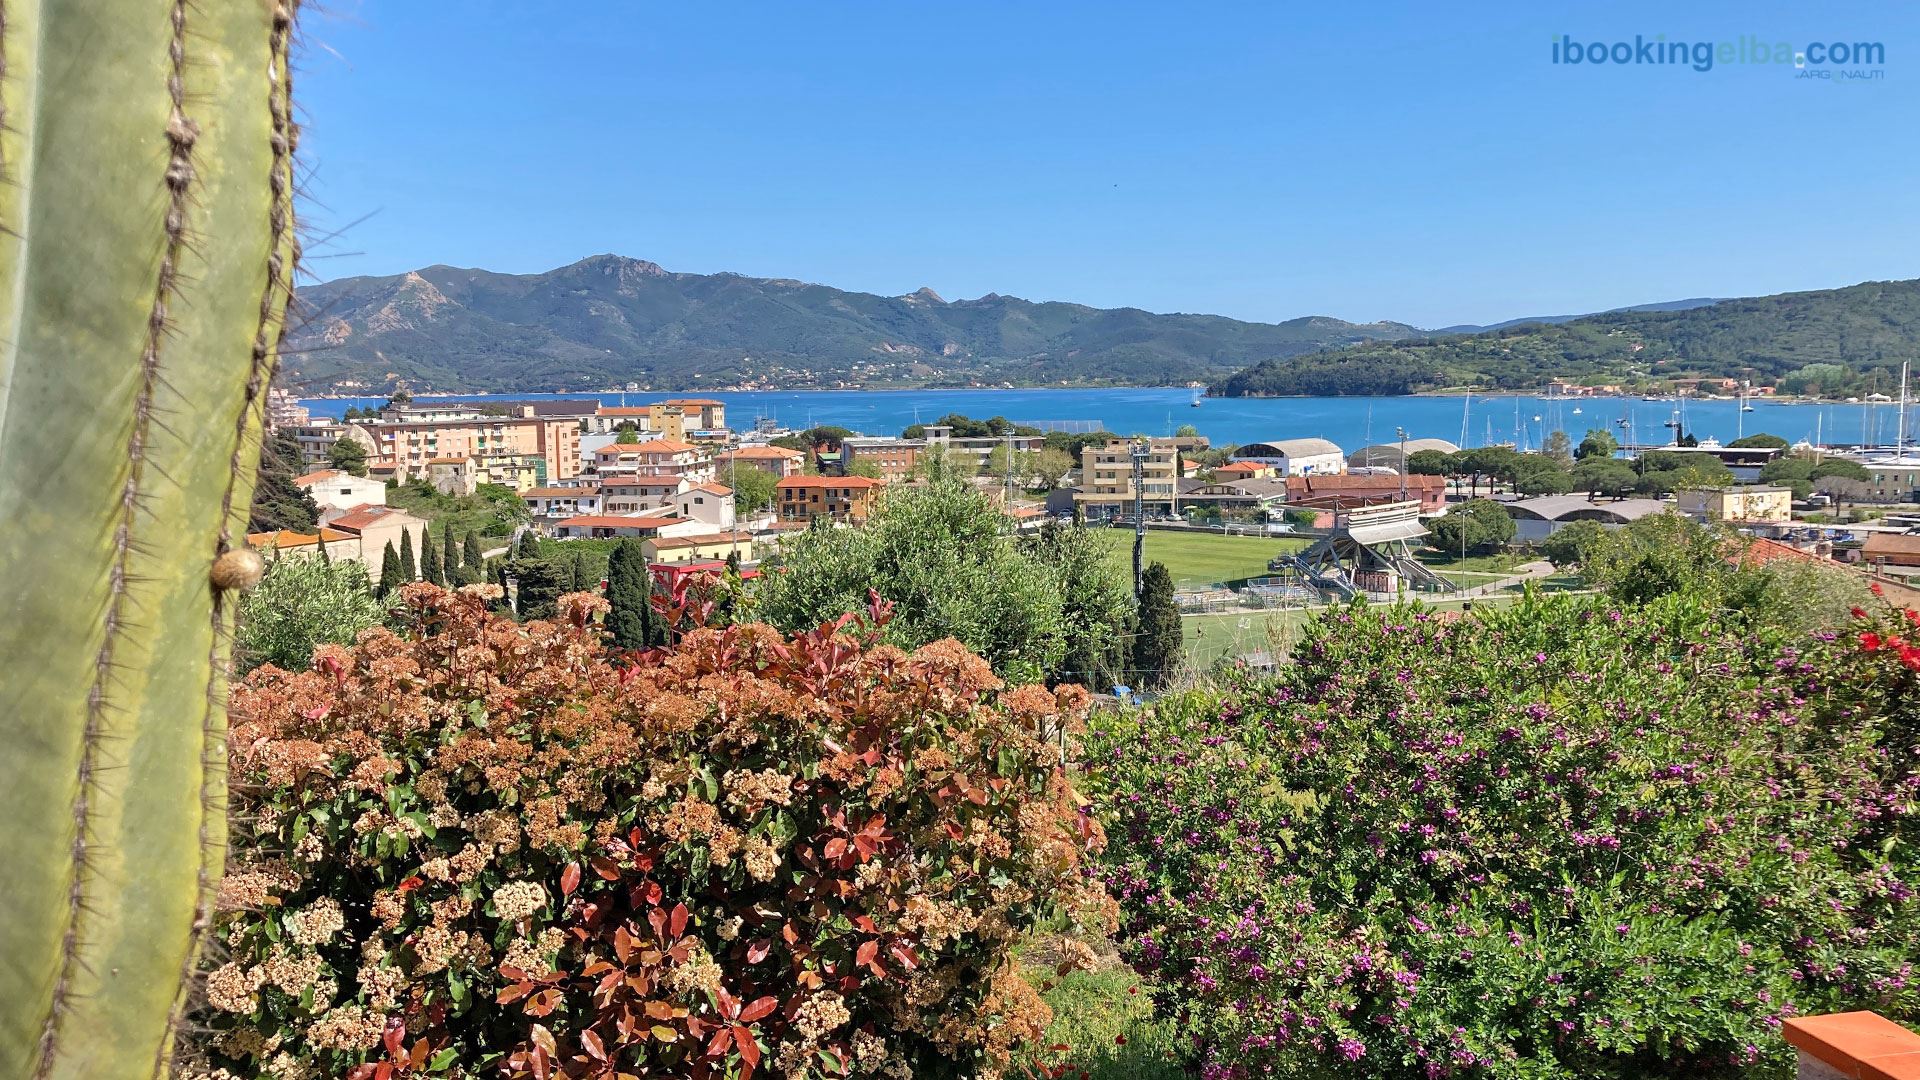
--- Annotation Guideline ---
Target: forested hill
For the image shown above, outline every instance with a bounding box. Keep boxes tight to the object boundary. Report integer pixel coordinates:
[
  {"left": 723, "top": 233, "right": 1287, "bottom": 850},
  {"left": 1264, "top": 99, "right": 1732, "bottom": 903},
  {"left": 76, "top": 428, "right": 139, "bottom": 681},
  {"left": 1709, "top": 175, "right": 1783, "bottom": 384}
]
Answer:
[
  {"left": 284, "top": 255, "right": 1427, "bottom": 393},
  {"left": 1216, "top": 278, "right": 1920, "bottom": 397}
]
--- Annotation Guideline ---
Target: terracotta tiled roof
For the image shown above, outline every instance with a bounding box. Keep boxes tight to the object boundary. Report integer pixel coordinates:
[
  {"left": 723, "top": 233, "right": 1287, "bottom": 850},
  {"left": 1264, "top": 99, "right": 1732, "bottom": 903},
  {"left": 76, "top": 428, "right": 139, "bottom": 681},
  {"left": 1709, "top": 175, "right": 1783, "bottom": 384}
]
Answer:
[
  {"left": 596, "top": 406, "right": 653, "bottom": 416},
  {"left": 682, "top": 482, "right": 733, "bottom": 496},
  {"left": 658, "top": 398, "right": 724, "bottom": 407},
  {"left": 722, "top": 445, "right": 803, "bottom": 459},
  {"left": 327, "top": 503, "right": 422, "bottom": 532},
  {"left": 647, "top": 532, "right": 754, "bottom": 549},
  {"left": 427, "top": 456, "right": 468, "bottom": 465},
  {"left": 777, "top": 475, "right": 881, "bottom": 490},
  {"left": 247, "top": 527, "right": 354, "bottom": 549},
  {"left": 1215, "top": 461, "right": 1265, "bottom": 474},
  {"left": 292, "top": 469, "right": 343, "bottom": 485},
  {"left": 522, "top": 487, "right": 599, "bottom": 498},
  {"left": 556, "top": 514, "right": 687, "bottom": 529}
]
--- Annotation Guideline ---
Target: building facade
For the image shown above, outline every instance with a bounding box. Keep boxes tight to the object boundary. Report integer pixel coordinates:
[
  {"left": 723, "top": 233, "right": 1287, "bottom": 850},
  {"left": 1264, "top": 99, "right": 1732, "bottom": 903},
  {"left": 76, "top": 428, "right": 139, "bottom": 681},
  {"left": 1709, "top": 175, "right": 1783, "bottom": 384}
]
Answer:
[
  {"left": 294, "top": 469, "right": 388, "bottom": 513},
  {"left": 1676, "top": 486, "right": 1794, "bottom": 524},
  {"left": 776, "top": 475, "right": 882, "bottom": 524},
  {"left": 1072, "top": 440, "right": 1181, "bottom": 519},
  {"left": 839, "top": 437, "right": 922, "bottom": 482},
  {"left": 1232, "top": 438, "right": 1346, "bottom": 477},
  {"left": 715, "top": 445, "right": 805, "bottom": 478}
]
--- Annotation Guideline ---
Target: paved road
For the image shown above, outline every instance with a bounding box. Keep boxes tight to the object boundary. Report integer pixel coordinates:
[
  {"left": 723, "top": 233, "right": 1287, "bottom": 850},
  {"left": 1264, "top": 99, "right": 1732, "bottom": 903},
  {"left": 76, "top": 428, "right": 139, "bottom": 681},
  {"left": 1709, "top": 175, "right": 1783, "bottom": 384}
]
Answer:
[{"left": 1457, "top": 559, "right": 1559, "bottom": 598}]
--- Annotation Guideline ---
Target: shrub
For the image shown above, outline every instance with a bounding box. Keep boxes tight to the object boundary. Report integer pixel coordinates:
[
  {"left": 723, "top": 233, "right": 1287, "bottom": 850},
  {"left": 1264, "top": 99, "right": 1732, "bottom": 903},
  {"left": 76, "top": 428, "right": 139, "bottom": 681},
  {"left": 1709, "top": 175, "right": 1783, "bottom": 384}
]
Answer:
[
  {"left": 234, "top": 552, "right": 385, "bottom": 674},
  {"left": 199, "top": 585, "right": 1111, "bottom": 1080},
  {"left": 1091, "top": 593, "right": 1919, "bottom": 1079}
]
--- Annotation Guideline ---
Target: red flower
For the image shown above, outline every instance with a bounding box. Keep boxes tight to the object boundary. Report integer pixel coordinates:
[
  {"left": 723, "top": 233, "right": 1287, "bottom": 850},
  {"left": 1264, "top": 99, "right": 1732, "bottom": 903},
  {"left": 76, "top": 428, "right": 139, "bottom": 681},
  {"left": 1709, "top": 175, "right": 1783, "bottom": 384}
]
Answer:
[
  {"left": 1861, "top": 632, "right": 1883, "bottom": 652},
  {"left": 1851, "top": 607, "right": 1868, "bottom": 619}
]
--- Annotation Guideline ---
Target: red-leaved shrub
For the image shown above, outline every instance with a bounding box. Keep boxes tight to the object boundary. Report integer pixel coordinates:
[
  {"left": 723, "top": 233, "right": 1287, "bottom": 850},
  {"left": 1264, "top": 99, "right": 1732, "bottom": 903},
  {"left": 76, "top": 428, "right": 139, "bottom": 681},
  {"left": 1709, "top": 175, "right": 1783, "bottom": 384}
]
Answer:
[{"left": 193, "top": 584, "right": 1111, "bottom": 1080}]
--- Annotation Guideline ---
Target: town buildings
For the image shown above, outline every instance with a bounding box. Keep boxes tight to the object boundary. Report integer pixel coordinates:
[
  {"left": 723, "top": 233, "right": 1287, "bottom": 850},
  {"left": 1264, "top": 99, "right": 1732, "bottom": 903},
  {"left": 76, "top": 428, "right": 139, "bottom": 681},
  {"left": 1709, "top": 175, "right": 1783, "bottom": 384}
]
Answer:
[
  {"left": 839, "top": 436, "right": 922, "bottom": 482},
  {"left": 1231, "top": 438, "right": 1347, "bottom": 476},
  {"left": 552, "top": 513, "right": 704, "bottom": 541},
  {"left": 1287, "top": 473, "right": 1449, "bottom": 515},
  {"left": 521, "top": 486, "right": 604, "bottom": 519},
  {"left": 344, "top": 403, "right": 581, "bottom": 489},
  {"left": 1676, "top": 486, "right": 1793, "bottom": 524},
  {"left": 1072, "top": 439, "right": 1181, "bottom": 519},
  {"left": 590, "top": 439, "right": 713, "bottom": 484},
  {"left": 293, "top": 469, "right": 388, "bottom": 513},
  {"left": 715, "top": 445, "right": 805, "bottom": 478},
  {"left": 776, "top": 475, "right": 882, "bottom": 525}
]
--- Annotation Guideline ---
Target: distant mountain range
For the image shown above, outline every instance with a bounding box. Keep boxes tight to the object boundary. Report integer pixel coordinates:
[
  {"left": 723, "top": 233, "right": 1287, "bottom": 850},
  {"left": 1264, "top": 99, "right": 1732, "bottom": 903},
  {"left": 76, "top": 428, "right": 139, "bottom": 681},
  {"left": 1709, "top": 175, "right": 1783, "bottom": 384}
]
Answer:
[
  {"left": 285, "top": 258, "right": 1917, "bottom": 397},
  {"left": 286, "top": 255, "right": 1428, "bottom": 394},
  {"left": 1217, "top": 279, "right": 1920, "bottom": 398}
]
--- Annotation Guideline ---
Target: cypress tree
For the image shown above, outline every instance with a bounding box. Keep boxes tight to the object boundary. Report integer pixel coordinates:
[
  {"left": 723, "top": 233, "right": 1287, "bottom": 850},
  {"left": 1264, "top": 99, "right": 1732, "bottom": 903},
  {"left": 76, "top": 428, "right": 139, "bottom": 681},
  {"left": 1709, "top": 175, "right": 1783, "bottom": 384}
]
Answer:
[
  {"left": 422, "top": 534, "right": 446, "bottom": 586},
  {"left": 605, "top": 538, "right": 664, "bottom": 648},
  {"left": 488, "top": 559, "right": 514, "bottom": 616},
  {"left": 515, "top": 530, "right": 539, "bottom": 560},
  {"left": 316, "top": 533, "right": 330, "bottom": 565},
  {"left": 443, "top": 527, "right": 462, "bottom": 585},
  {"left": 399, "top": 528, "right": 418, "bottom": 581},
  {"left": 377, "top": 540, "right": 402, "bottom": 598},
  {"left": 1131, "top": 561, "right": 1183, "bottom": 690},
  {"left": 573, "top": 549, "right": 593, "bottom": 591},
  {"left": 510, "top": 558, "right": 570, "bottom": 621},
  {"left": 464, "top": 530, "right": 484, "bottom": 573}
]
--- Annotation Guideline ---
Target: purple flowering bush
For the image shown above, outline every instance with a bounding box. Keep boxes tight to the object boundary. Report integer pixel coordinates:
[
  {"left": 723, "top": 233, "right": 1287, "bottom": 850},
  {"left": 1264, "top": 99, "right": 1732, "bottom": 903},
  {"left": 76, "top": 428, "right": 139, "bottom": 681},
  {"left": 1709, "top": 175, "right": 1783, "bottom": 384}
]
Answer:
[{"left": 1090, "top": 593, "right": 1919, "bottom": 1079}]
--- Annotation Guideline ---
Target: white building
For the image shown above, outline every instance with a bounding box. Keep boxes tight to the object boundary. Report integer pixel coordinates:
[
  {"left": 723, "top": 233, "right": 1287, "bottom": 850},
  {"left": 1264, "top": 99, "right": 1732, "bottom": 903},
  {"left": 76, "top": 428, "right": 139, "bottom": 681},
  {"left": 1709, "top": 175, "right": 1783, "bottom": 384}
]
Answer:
[
  {"left": 1231, "top": 438, "right": 1346, "bottom": 477},
  {"left": 669, "top": 482, "right": 736, "bottom": 530},
  {"left": 293, "top": 469, "right": 387, "bottom": 513}
]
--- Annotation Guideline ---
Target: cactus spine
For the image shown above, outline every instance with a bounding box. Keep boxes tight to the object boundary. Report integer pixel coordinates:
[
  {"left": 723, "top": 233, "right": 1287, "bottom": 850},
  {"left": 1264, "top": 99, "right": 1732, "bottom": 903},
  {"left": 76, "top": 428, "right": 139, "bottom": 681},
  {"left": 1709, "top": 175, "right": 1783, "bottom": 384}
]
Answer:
[{"left": 0, "top": 1, "right": 300, "bottom": 1076}]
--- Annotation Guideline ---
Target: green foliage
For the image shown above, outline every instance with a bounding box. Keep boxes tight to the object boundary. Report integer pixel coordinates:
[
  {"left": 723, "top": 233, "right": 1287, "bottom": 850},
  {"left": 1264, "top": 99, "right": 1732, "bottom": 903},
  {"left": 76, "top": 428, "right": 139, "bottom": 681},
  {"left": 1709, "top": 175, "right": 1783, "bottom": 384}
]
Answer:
[
  {"left": 904, "top": 413, "right": 1044, "bottom": 439},
  {"left": 1762, "top": 453, "right": 1872, "bottom": 499},
  {"left": 1091, "top": 592, "right": 1920, "bottom": 1079},
  {"left": 1541, "top": 429, "right": 1574, "bottom": 468},
  {"left": 377, "top": 541, "right": 403, "bottom": 598},
  {"left": 1729, "top": 432, "right": 1788, "bottom": 449},
  {"left": 508, "top": 557, "right": 573, "bottom": 621},
  {"left": 463, "top": 530, "right": 484, "bottom": 574},
  {"left": 1576, "top": 428, "right": 1619, "bottom": 460},
  {"left": 1573, "top": 457, "right": 1640, "bottom": 498},
  {"left": 421, "top": 532, "right": 446, "bottom": 586},
  {"left": 442, "top": 527, "right": 464, "bottom": 586},
  {"left": 398, "top": 527, "right": 418, "bottom": 582},
  {"left": 1580, "top": 514, "right": 1876, "bottom": 634},
  {"left": 604, "top": 539, "right": 667, "bottom": 648},
  {"left": 1220, "top": 279, "right": 1920, "bottom": 396},
  {"left": 757, "top": 481, "right": 1106, "bottom": 684},
  {"left": 1538, "top": 519, "right": 1608, "bottom": 569},
  {"left": 1034, "top": 960, "right": 1184, "bottom": 1080},
  {"left": 613, "top": 427, "right": 640, "bottom": 444},
  {"left": 1021, "top": 521, "right": 1136, "bottom": 690},
  {"left": 1405, "top": 449, "right": 1453, "bottom": 475},
  {"left": 719, "top": 462, "right": 778, "bottom": 512},
  {"left": 325, "top": 435, "right": 368, "bottom": 476},
  {"left": 235, "top": 553, "right": 384, "bottom": 674},
  {"left": 1131, "top": 562, "right": 1184, "bottom": 690},
  {"left": 1426, "top": 498, "right": 1516, "bottom": 556},
  {"left": 1634, "top": 451, "right": 1735, "bottom": 495},
  {"left": 248, "top": 431, "right": 321, "bottom": 533},
  {"left": 387, "top": 480, "right": 532, "bottom": 539}
]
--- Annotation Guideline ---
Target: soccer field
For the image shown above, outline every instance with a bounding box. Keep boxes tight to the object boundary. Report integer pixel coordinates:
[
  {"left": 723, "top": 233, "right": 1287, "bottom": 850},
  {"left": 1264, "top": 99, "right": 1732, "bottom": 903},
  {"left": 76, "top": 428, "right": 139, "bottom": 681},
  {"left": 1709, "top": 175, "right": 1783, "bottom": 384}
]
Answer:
[
  {"left": 1179, "top": 592, "right": 1528, "bottom": 667},
  {"left": 1094, "top": 528, "right": 1309, "bottom": 589}
]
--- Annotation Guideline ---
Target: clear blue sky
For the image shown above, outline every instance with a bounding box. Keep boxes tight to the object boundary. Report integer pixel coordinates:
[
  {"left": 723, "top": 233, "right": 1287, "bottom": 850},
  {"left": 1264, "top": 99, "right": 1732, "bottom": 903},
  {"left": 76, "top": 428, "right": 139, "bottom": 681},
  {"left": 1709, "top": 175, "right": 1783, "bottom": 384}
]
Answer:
[{"left": 297, "top": 0, "right": 1917, "bottom": 329}]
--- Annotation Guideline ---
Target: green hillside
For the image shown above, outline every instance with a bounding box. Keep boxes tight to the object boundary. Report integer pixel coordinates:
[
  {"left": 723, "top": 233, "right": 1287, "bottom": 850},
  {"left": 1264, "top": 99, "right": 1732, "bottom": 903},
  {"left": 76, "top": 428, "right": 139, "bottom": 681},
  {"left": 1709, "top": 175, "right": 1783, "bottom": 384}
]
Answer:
[
  {"left": 285, "top": 255, "right": 1424, "bottom": 393},
  {"left": 1217, "top": 278, "right": 1920, "bottom": 397}
]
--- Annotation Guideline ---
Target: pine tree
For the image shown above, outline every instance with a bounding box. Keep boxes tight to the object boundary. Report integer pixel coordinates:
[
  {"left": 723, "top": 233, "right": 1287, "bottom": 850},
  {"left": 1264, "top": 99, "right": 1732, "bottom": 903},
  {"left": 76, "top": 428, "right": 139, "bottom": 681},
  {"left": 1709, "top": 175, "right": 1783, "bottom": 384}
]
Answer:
[
  {"left": 399, "top": 528, "right": 418, "bottom": 581},
  {"left": 605, "top": 538, "right": 666, "bottom": 648},
  {"left": 464, "top": 530, "right": 484, "bottom": 574},
  {"left": 377, "top": 540, "right": 402, "bottom": 598},
  {"left": 443, "top": 527, "right": 462, "bottom": 585},
  {"left": 1131, "top": 561, "right": 1183, "bottom": 690},
  {"left": 515, "top": 530, "right": 539, "bottom": 560},
  {"left": 422, "top": 534, "right": 446, "bottom": 586}
]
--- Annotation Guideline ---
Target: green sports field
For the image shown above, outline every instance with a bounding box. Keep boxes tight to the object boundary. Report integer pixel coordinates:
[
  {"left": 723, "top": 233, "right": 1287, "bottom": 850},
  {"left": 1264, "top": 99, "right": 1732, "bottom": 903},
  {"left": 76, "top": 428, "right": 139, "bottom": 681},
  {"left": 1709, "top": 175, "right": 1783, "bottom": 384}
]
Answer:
[{"left": 1093, "top": 528, "right": 1309, "bottom": 589}]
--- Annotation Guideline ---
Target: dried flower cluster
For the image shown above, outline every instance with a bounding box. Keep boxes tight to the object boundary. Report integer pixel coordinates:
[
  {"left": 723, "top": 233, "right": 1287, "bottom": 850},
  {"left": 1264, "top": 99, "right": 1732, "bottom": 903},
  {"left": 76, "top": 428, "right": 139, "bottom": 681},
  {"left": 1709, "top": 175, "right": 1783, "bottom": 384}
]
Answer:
[{"left": 196, "top": 584, "right": 1109, "bottom": 1079}]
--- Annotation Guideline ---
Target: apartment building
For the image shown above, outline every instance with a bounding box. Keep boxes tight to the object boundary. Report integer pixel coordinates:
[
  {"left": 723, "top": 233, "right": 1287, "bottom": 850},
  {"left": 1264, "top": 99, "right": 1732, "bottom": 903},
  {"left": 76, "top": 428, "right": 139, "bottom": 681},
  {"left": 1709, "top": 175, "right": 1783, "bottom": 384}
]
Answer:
[
  {"left": 589, "top": 405, "right": 683, "bottom": 440},
  {"left": 714, "top": 445, "right": 805, "bottom": 478},
  {"left": 839, "top": 437, "right": 922, "bottom": 482},
  {"left": 657, "top": 398, "right": 726, "bottom": 431},
  {"left": 1072, "top": 440, "right": 1181, "bottom": 520},
  {"left": 923, "top": 425, "right": 1046, "bottom": 473},
  {"left": 776, "top": 475, "right": 882, "bottom": 525},
  {"left": 347, "top": 404, "right": 580, "bottom": 485},
  {"left": 591, "top": 439, "right": 713, "bottom": 484},
  {"left": 293, "top": 469, "right": 387, "bottom": 513},
  {"left": 521, "top": 486, "right": 604, "bottom": 519},
  {"left": 289, "top": 422, "right": 348, "bottom": 469},
  {"left": 1231, "top": 438, "right": 1346, "bottom": 477},
  {"left": 1677, "top": 486, "right": 1794, "bottom": 524},
  {"left": 601, "top": 477, "right": 689, "bottom": 515}
]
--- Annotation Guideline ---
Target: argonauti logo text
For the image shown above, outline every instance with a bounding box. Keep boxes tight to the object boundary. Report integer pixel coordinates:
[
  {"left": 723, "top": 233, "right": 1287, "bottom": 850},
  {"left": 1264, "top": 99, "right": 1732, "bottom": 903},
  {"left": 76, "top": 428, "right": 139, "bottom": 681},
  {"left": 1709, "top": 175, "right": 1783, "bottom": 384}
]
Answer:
[{"left": 1551, "top": 34, "right": 1885, "bottom": 74}]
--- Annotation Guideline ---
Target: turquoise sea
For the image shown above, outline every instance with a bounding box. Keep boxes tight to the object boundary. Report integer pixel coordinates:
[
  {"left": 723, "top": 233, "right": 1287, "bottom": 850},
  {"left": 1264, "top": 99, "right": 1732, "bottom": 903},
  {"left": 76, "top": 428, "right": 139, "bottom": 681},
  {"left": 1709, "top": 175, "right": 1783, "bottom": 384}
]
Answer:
[{"left": 298, "top": 387, "right": 1913, "bottom": 452}]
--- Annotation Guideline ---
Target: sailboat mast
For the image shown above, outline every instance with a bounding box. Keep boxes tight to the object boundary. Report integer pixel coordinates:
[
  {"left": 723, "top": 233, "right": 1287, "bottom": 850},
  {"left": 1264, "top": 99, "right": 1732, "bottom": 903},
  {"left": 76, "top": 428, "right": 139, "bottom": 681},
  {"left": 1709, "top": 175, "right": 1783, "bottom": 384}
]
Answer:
[{"left": 1900, "top": 360, "right": 1911, "bottom": 452}]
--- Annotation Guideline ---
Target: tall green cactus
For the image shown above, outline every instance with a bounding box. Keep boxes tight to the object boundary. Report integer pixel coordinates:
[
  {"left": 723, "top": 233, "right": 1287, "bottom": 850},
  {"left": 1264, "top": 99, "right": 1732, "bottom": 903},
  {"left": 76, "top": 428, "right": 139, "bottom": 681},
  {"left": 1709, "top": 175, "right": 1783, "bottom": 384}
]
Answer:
[{"left": 0, "top": 1, "right": 300, "bottom": 1076}]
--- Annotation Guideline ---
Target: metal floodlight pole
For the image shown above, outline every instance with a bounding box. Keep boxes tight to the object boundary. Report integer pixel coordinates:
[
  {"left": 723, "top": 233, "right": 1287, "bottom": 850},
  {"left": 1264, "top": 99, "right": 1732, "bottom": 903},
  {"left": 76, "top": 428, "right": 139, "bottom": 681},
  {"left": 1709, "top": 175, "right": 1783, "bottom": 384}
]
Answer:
[{"left": 1131, "top": 439, "right": 1150, "bottom": 597}]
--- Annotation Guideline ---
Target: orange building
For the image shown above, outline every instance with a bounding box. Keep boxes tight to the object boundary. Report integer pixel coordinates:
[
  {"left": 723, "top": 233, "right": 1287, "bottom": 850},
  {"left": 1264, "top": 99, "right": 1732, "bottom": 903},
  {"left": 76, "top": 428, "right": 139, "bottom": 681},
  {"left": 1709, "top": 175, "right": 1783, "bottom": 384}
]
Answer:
[
  {"left": 351, "top": 411, "right": 580, "bottom": 484},
  {"left": 776, "top": 475, "right": 882, "bottom": 525},
  {"left": 715, "top": 445, "right": 805, "bottom": 478}
]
